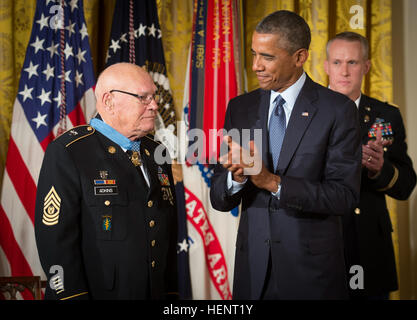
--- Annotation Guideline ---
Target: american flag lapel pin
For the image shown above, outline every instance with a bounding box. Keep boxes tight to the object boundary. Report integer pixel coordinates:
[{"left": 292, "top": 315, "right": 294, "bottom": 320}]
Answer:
[{"left": 302, "top": 112, "right": 309, "bottom": 117}]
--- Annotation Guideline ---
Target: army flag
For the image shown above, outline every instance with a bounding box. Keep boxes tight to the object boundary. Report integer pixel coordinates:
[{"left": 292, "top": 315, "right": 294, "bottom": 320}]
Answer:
[
  {"left": 0, "top": 0, "right": 96, "bottom": 299},
  {"left": 180, "top": 0, "right": 244, "bottom": 299}
]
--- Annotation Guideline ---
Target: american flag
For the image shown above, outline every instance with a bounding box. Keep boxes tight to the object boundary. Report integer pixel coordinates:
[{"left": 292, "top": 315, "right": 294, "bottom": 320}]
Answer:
[{"left": 0, "top": 0, "right": 96, "bottom": 299}]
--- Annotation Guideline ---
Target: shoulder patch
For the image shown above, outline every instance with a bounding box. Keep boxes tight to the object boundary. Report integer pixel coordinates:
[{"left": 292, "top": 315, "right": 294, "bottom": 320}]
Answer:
[
  {"left": 54, "top": 125, "right": 96, "bottom": 148},
  {"left": 143, "top": 134, "right": 161, "bottom": 145},
  {"left": 385, "top": 101, "right": 399, "bottom": 109}
]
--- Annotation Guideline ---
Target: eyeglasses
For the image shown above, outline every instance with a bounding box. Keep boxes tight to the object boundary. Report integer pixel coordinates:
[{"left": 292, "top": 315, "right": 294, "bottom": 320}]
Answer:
[{"left": 110, "top": 89, "right": 160, "bottom": 105}]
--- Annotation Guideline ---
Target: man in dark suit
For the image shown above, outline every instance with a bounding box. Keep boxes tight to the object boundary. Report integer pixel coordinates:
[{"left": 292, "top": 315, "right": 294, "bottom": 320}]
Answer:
[
  {"left": 35, "top": 63, "right": 178, "bottom": 300},
  {"left": 210, "top": 11, "right": 362, "bottom": 299},
  {"left": 325, "top": 32, "right": 416, "bottom": 299}
]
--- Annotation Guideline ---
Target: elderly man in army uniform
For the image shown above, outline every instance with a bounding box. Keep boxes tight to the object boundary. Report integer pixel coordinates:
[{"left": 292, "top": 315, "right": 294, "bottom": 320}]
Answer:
[
  {"left": 325, "top": 32, "right": 416, "bottom": 299},
  {"left": 35, "top": 63, "right": 178, "bottom": 300}
]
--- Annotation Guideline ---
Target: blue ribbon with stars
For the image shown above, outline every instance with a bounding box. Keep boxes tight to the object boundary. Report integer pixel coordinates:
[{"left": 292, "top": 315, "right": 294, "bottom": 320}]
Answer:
[{"left": 90, "top": 118, "right": 140, "bottom": 150}]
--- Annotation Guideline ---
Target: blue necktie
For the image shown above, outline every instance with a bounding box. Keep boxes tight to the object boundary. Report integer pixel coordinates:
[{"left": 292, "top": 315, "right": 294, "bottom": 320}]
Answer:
[{"left": 269, "top": 95, "right": 286, "bottom": 172}]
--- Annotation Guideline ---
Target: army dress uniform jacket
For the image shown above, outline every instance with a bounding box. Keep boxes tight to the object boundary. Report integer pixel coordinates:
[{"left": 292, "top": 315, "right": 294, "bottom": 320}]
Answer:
[
  {"left": 344, "top": 95, "right": 416, "bottom": 297},
  {"left": 35, "top": 125, "right": 178, "bottom": 300}
]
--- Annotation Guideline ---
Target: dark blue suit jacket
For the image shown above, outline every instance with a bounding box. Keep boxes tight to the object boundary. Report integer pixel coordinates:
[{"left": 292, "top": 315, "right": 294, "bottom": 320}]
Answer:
[{"left": 210, "top": 75, "right": 362, "bottom": 299}]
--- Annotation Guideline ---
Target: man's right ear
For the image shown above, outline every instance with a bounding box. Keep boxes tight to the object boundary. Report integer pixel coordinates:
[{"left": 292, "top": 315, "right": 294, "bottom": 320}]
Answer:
[{"left": 102, "top": 92, "right": 113, "bottom": 112}]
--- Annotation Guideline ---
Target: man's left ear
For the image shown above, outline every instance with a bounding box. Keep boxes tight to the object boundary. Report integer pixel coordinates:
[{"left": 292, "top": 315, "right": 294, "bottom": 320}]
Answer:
[{"left": 294, "top": 48, "right": 309, "bottom": 67}]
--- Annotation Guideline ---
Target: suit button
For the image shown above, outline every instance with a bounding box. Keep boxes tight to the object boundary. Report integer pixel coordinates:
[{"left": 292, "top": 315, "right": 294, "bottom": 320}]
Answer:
[
  {"left": 151, "top": 240, "right": 156, "bottom": 247},
  {"left": 149, "top": 220, "right": 155, "bottom": 228},
  {"left": 151, "top": 260, "right": 156, "bottom": 268},
  {"left": 148, "top": 200, "right": 153, "bottom": 208},
  {"left": 354, "top": 208, "right": 360, "bottom": 215},
  {"left": 265, "top": 239, "right": 270, "bottom": 246},
  {"left": 104, "top": 200, "right": 110, "bottom": 206}
]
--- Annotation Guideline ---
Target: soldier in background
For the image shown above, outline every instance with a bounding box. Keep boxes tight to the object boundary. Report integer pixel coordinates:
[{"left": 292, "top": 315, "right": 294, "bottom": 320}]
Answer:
[{"left": 325, "top": 32, "right": 416, "bottom": 299}]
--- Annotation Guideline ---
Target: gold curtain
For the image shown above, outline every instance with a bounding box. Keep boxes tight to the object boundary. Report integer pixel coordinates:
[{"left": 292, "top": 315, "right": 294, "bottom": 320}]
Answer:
[{"left": 0, "top": 0, "right": 397, "bottom": 298}]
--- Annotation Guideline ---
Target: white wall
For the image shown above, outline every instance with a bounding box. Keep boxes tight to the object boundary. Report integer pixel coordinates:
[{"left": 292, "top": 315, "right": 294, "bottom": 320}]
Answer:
[
  {"left": 403, "top": 0, "right": 417, "bottom": 300},
  {"left": 393, "top": 0, "right": 417, "bottom": 300}
]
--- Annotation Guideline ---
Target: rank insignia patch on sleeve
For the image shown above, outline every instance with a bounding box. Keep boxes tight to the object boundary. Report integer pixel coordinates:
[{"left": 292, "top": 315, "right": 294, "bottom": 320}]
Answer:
[{"left": 42, "top": 186, "right": 61, "bottom": 226}]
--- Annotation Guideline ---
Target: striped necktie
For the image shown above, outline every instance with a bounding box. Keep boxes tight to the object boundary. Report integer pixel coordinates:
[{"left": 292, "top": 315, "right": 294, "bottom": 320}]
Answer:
[{"left": 269, "top": 95, "right": 286, "bottom": 172}]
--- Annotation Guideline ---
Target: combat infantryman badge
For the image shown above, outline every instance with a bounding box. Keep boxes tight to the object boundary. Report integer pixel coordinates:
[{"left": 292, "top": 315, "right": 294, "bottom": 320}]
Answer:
[{"left": 42, "top": 186, "right": 61, "bottom": 226}]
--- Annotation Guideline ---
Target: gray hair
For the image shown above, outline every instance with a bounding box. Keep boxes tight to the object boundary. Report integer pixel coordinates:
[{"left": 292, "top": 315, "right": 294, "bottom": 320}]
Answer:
[
  {"left": 326, "top": 32, "right": 369, "bottom": 60},
  {"left": 255, "top": 10, "right": 311, "bottom": 54}
]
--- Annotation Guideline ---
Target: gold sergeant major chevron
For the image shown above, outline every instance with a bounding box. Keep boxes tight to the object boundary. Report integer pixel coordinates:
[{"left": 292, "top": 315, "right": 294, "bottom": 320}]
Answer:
[{"left": 42, "top": 186, "right": 61, "bottom": 226}]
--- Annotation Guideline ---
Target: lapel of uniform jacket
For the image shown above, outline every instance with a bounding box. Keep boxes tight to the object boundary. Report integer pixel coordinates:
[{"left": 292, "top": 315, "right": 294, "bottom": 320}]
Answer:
[
  {"left": 358, "top": 94, "right": 380, "bottom": 144},
  {"left": 140, "top": 136, "right": 160, "bottom": 197},
  {"left": 276, "top": 75, "right": 318, "bottom": 175},
  {"left": 253, "top": 89, "right": 272, "bottom": 171}
]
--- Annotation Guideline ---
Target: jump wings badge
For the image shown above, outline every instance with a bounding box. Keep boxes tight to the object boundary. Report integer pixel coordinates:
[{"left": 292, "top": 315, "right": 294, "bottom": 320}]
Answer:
[{"left": 42, "top": 186, "right": 61, "bottom": 226}]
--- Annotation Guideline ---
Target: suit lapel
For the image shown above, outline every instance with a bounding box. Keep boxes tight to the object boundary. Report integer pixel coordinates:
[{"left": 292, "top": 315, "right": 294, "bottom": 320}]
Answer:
[{"left": 277, "top": 76, "right": 317, "bottom": 174}]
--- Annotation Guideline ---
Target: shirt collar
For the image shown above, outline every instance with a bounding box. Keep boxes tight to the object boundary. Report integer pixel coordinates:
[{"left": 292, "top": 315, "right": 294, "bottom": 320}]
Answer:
[
  {"left": 354, "top": 94, "right": 362, "bottom": 109},
  {"left": 270, "top": 72, "right": 306, "bottom": 113}
]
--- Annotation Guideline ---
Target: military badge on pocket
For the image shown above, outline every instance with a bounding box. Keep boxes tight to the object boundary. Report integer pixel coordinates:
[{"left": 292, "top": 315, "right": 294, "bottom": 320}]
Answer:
[
  {"left": 102, "top": 215, "right": 112, "bottom": 231},
  {"left": 161, "top": 187, "right": 174, "bottom": 206}
]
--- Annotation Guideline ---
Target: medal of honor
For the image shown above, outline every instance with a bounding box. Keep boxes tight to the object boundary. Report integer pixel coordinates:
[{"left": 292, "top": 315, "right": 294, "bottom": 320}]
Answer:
[{"left": 131, "top": 151, "right": 142, "bottom": 166}]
